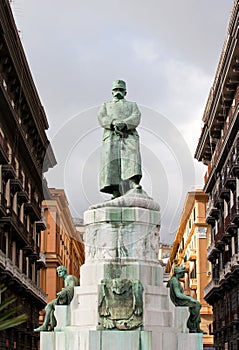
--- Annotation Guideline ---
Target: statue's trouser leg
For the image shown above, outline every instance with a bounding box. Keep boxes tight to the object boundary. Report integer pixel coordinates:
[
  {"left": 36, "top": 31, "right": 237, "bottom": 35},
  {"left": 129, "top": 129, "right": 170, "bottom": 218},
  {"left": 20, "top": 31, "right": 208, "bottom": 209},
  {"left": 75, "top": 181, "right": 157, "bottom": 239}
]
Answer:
[
  {"left": 49, "top": 312, "right": 57, "bottom": 330},
  {"left": 43, "top": 300, "right": 56, "bottom": 329},
  {"left": 187, "top": 302, "right": 201, "bottom": 332}
]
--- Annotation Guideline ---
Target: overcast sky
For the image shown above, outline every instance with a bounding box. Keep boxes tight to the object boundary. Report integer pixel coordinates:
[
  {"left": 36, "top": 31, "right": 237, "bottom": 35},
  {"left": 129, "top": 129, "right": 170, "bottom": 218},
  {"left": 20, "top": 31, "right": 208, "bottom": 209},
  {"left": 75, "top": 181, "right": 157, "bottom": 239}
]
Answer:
[{"left": 11, "top": 0, "right": 234, "bottom": 243}]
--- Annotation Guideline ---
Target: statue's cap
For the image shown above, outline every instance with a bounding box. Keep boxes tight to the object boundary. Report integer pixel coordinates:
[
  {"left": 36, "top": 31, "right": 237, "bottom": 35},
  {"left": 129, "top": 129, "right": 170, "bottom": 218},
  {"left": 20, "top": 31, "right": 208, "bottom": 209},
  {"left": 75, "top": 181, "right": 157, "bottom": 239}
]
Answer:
[{"left": 112, "top": 80, "right": 126, "bottom": 90}]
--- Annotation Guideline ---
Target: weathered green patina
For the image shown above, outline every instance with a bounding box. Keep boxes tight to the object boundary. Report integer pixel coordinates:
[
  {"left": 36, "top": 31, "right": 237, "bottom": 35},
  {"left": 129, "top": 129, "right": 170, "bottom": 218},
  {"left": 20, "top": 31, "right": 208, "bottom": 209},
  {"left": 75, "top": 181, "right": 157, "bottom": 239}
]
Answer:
[
  {"left": 98, "top": 278, "right": 143, "bottom": 330},
  {"left": 98, "top": 80, "right": 142, "bottom": 198},
  {"left": 34, "top": 266, "right": 79, "bottom": 332},
  {"left": 167, "top": 265, "right": 204, "bottom": 333}
]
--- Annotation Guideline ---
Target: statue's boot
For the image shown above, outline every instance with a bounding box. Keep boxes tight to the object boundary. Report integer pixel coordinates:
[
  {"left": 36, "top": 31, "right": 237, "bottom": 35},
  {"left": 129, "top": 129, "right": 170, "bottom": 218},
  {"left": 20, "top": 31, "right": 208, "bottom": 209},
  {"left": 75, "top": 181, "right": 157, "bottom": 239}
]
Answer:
[
  {"left": 34, "top": 324, "right": 49, "bottom": 332},
  {"left": 129, "top": 180, "right": 142, "bottom": 190},
  {"left": 111, "top": 190, "right": 121, "bottom": 199}
]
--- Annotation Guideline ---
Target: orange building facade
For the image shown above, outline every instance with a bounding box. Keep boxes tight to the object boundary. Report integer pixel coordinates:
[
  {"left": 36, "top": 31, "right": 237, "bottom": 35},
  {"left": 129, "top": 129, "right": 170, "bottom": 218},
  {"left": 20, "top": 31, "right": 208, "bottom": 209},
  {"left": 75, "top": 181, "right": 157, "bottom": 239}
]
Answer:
[
  {"left": 166, "top": 190, "right": 213, "bottom": 348},
  {"left": 40, "top": 188, "right": 84, "bottom": 303}
]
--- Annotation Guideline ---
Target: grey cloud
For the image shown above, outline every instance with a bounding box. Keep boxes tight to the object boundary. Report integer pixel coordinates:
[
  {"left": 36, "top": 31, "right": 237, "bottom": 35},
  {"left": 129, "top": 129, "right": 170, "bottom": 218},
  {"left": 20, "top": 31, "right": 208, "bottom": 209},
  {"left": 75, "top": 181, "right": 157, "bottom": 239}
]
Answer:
[{"left": 11, "top": 0, "right": 234, "bottom": 242}]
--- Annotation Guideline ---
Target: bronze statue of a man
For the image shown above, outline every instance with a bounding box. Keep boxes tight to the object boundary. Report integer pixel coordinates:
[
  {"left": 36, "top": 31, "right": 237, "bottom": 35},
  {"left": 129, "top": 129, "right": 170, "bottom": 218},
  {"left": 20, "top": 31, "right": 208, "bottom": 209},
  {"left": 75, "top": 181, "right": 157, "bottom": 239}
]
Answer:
[
  {"left": 98, "top": 80, "right": 142, "bottom": 198},
  {"left": 34, "top": 266, "right": 79, "bottom": 332},
  {"left": 167, "top": 265, "right": 204, "bottom": 333}
]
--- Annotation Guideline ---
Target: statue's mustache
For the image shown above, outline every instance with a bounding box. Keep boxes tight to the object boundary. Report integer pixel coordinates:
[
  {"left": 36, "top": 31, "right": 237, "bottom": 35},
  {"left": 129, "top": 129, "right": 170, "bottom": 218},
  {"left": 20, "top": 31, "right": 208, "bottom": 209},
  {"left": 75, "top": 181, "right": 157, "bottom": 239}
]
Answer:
[{"left": 113, "top": 91, "right": 124, "bottom": 97}]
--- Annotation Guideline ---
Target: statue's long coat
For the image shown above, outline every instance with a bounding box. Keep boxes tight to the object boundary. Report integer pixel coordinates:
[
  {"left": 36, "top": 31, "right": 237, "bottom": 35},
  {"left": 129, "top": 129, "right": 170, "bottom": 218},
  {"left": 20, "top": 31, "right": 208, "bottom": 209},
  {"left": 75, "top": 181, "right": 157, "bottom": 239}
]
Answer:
[{"left": 98, "top": 99, "right": 142, "bottom": 194}]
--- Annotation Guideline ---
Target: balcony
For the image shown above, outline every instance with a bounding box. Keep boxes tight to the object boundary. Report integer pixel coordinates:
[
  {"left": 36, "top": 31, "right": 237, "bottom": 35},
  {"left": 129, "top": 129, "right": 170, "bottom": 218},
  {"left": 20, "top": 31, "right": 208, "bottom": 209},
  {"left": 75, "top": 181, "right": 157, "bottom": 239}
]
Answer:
[
  {"left": 24, "top": 199, "right": 41, "bottom": 221},
  {"left": 218, "top": 259, "right": 239, "bottom": 288},
  {"left": 219, "top": 187, "right": 230, "bottom": 201},
  {"left": 221, "top": 215, "right": 233, "bottom": 243},
  {"left": 29, "top": 241, "right": 40, "bottom": 261},
  {"left": 10, "top": 178, "right": 23, "bottom": 194},
  {"left": 0, "top": 249, "right": 6, "bottom": 267},
  {"left": 189, "top": 278, "right": 197, "bottom": 290},
  {"left": 224, "top": 261, "right": 232, "bottom": 276},
  {"left": 215, "top": 239, "right": 225, "bottom": 251},
  {"left": 23, "top": 232, "right": 34, "bottom": 255},
  {"left": 188, "top": 248, "right": 197, "bottom": 261},
  {"left": 0, "top": 193, "right": 7, "bottom": 217},
  {"left": 2, "top": 164, "right": 16, "bottom": 181},
  {"left": 219, "top": 269, "right": 226, "bottom": 282},
  {"left": 215, "top": 223, "right": 226, "bottom": 245},
  {"left": 0, "top": 209, "right": 29, "bottom": 246},
  {"left": 204, "top": 278, "right": 220, "bottom": 300},
  {"left": 36, "top": 252, "right": 46, "bottom": 269},
  {"left": 224, "top": 176, "right": 236, "bottom": 191},
  {"left": 1, "top": 251, "right": 47, "bottom": 303},
  {"left": 231, "top": 200, "right": 239, "bottom": 224},
  {"left": 208, "top": 206, "right": 220, "bottom": 219},
  {"left": 17, "top": 190, "right": 29, "bottom": 204},
  {"left": 206, "top": 198, "right": 220, "bottom": 226},
  {"left": 214, "top": 196, "right": 223, "bottom": 209},
  {"left": 231, "top": 163, "right": 239, "bottom": 178},
  {"left": 221, "top": 231, "right": 232, "bottom": 243},
  {"left": 231, "top": 253, "right": 239, "bottom": 267},
  {"left": 232, "top": 313, "right": 239, "bottom": 325},
  {"left": 206, "top": 215, "right": 215, "bottom": 226},
  {"left": 35, "top": 220, "right": 46, "bottom": 232},
  {"left": 0, "top": 133, "right": 9, "bottom": 164},
  {"left": 225, "top": 221, "right": 237, "bottom": 236},
  {"left": 207, "top": 242, "right": 220, "bottom": 262}
]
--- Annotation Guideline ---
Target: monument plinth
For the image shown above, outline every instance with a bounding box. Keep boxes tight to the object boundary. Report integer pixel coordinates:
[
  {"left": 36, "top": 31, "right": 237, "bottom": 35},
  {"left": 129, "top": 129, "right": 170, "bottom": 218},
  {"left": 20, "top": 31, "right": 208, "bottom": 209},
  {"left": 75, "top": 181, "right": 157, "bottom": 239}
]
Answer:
[{"left": 39, "top": 80, "right": 203, "bottom": 349}]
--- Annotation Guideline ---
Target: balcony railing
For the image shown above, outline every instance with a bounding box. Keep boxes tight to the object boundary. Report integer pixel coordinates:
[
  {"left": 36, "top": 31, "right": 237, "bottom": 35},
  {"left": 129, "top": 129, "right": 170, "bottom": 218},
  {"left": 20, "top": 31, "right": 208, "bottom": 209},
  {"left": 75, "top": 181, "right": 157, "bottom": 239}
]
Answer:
[
  {"left": 24, "top": 196, "right": 41, "bottom": 221},
  {"left": 190, "top": 278, "right": 197, "bottom": 289},
  {"left": 188, "top": 249, "right": 197, "bottom": 261},
  {"left": 0, "top": 133, "right": 9, "bottom": 164},
  {"left": 210, "top": 105, "right": 238, "bottom": 172},
  {"left": 231, "top": 253, "right": 239, "bottom": 266},
  {"left": 0, "top": 193, "right": 7, "bottom": 217},
  {"left": 224, "top": 261, "right": 232, "bottom": 275},
  {"left": 207, "top": 241, "right": 219, "bottom": 260},
  {"left": 231, "top": 198, "right": 239, "bottom": 224},
  {"left": 219, "top": 269, "right": 225, "bottom": 281},
  {"left": 1, "top": 250, "right": 47, "bottom": 302},
  {"left": 0, "top": 249, "right": 6, "bottom": 266},
  {"left": 204, "top": 278, "right": 219, "bottom": 297}
]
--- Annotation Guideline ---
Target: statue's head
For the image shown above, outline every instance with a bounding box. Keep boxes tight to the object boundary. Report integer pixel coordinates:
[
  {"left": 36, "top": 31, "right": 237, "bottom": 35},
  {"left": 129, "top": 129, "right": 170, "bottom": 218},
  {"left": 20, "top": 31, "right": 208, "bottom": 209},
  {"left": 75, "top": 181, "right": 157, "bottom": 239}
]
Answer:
[
  {"left": 112, "top": 80, "right": 127, "bottom": 99},
  {"left": 57, "top": 265, "right": 67, "bottom": 277},
  {"left": 173, "top": 265, "right": 185, "bottom": 277}
]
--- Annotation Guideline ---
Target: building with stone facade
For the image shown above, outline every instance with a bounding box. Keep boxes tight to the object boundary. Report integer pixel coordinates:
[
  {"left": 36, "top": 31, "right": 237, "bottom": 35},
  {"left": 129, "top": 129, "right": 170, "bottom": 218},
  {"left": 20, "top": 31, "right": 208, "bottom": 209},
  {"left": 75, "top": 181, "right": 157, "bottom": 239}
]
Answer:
[
  {"left": 195, "top": 1, "right": 239, "bottom": 349},
  {"left": 0, "top": 1, "right": 56, "bottom": 349},
  {"left": 40, "top": 189, "right": 84, "bottom": 305},
  {"left": 165, "top": 190, "right": 213, "bottom": 349},
  {"left": 158, "top": 243, "right": 172, "bottom": 264}
]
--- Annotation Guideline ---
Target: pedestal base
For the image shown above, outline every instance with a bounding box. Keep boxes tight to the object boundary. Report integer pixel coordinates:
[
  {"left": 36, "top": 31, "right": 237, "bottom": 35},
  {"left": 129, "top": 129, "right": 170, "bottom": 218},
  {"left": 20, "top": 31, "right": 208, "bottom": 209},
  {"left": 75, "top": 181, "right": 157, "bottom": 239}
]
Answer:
[
  {"left": 40, "top": 202, "right": 203, "bottom": 350},
  {"left": 41, "top": 328, "right": 203, "bottom": 350}
]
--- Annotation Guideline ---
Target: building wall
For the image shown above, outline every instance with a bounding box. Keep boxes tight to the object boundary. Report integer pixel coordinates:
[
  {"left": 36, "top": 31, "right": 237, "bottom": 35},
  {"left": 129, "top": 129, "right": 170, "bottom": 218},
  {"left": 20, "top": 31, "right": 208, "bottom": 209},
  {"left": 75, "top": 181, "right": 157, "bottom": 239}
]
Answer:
[
  {"left": 40, "top": 189, "right": 85, "bottom": 305},
  {"left": 0, "top": 2, "right": 56, "bottom": 349},
  {"left": 195, "top": 1, "right": 239, "bottom": 349},
  {"left": 166, "top": 190, "right": 213, "bottom": 348}
]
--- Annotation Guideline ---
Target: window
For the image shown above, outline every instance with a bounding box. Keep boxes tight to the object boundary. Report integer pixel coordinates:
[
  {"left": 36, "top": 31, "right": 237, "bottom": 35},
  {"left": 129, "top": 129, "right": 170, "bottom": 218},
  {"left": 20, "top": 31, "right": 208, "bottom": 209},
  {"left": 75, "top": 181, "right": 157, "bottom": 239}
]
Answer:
[{"left": 190, "top": 264, "right": 197, "bottom": 279}]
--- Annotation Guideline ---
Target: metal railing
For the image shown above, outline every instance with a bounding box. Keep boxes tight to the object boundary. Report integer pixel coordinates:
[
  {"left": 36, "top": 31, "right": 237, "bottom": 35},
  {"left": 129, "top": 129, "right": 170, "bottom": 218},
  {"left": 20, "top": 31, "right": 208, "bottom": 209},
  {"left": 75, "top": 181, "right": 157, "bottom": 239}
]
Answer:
[
  {"left": 204, "top": 278, "right": 219, "bottom": 297},
  {"left": 0, "top": 250, "right": 47, "bottom": 302}
]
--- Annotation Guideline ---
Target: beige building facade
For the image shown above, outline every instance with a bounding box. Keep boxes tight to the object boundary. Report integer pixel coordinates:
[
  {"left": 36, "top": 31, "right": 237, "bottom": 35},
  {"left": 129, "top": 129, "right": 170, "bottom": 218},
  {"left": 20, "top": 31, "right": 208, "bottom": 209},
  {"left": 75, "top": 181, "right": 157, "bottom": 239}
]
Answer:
[{"left": 166, "top": 190, "right": 213, "bottom": 348}]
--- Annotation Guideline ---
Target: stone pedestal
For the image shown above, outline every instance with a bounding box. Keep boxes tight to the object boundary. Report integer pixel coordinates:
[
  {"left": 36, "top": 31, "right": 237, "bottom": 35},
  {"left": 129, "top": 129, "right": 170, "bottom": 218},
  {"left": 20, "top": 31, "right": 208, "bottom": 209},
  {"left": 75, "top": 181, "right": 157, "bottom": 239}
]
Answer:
[
  {"left": 40, "top": 191, "right": 203, "bottom": 350},
  {"left": 54, "top": 305, "right": 71, "bottom": 331}
]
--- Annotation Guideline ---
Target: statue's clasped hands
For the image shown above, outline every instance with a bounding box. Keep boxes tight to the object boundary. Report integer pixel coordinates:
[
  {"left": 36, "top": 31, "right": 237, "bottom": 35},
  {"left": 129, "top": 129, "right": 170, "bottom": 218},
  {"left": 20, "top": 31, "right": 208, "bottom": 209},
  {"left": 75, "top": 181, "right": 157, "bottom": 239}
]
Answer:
[{"left": 112, "top": 120, "right": 126, "bottom": 131}]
